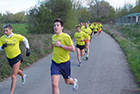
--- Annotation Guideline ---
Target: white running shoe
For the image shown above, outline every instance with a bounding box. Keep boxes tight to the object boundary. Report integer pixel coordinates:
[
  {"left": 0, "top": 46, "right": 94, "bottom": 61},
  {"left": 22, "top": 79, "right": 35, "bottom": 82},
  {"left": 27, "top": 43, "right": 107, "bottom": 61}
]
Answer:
[
  {"left": 73, "top": 78, "right": 79, "bottom": 92},
  {"left": 22, "top": 74, "right": 27, "bottom": 85}
]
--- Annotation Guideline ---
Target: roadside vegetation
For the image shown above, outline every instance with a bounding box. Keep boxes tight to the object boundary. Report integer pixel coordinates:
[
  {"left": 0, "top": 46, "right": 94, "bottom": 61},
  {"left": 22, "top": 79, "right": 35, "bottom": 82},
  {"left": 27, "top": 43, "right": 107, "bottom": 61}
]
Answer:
[{"left": 104, "top": 24, "right": 140, "bottom": 87}]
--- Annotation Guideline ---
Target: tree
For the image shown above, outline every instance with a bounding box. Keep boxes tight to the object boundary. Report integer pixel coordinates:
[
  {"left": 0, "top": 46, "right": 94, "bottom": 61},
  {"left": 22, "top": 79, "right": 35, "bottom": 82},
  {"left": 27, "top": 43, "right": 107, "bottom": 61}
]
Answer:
[
  {"left": 87, "top": 0, "right": 115, "bottom": 22},
  {"left": 0, "top": 13, "right": 2, "bottom": 22},
  {"left": 27, "top": 0, "right": 77, "bottom": 34},
  {"left": 13, "top": 11, "right": 27, "bottom": 23},
  {"left": 76, "top": 7, "right": 91, "bottom": 22},
  {"left": 2, "top": 11, "right": 14, "bottom": 23}
]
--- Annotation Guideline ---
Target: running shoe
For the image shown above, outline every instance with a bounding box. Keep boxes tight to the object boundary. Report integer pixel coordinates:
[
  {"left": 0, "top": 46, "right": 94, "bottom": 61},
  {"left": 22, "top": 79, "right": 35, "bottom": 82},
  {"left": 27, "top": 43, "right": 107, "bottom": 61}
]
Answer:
[
  {"left": 73, "top": 78, "right": 79, "bottom": 92},
  {"left": 86, "top": 56, "right": 88, "bottom": 60},
  {"left": 22, "top": 74, "right": 27, "bottom": 85},
  {"left": 85, "top": 49, "right": 87, "bottom": 53},
  {"left": 78, "top": 62, "right": 82, "bottom": 67}
]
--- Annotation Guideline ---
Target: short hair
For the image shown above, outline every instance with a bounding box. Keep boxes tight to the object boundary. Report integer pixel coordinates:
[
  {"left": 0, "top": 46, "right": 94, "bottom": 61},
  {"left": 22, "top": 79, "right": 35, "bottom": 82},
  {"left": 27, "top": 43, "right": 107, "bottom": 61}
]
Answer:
[
  {"left": 76, "top": 26, "right": 81, "bottom": 29},
  {"left": 53, "top": 18, "right": 64, "bottom": 26},
  {"left": 3, "top": 24, "right": 12, "bottom": 29}
]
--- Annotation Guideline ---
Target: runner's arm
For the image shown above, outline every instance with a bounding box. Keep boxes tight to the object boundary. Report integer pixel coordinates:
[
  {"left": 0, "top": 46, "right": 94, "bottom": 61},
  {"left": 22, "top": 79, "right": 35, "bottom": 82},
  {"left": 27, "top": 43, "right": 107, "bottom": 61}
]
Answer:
[
  {"left": 0, "top": 46, "right": 2, "bottom": 51},
  {"left": 0, "top": 43, "right": 7, "bottom": 51},
  {"left": 23, "top": 37, "right": 30, "bottom": 49},
  {"left": 61, "top": 44, "right": 75, "bottom": 52},
  {"left": 23, "top": 38, "right": 30, "bottom": 56},
  {"left": 49, "top": 43, "right": 53, "bottom": 49},
  {"left": 55, "top": 40, "right": 75, "bottom": 52},
  {"left": 81, "top": 36, "right": 88, "bottom": 42}
]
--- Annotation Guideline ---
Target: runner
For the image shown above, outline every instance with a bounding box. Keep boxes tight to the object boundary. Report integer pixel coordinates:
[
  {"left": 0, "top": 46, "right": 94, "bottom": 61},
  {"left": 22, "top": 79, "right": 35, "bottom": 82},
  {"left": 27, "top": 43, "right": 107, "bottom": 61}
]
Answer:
[
  {"left": 49, "top": 18, "right": 78, "bottom": 94},
  {"left": 89, "top": 22, "right": 94, "bottom": 42},
  {"left": 93, "top": 23, "right": 98, "bottom": 39},
  {"left": 97, "top": 22, "right": 103, "bottom": 37},
  {"left": 82, "top": 23, "right": 92, "bottom": 60},
  {"left": 76, "top": 23, "right": 80, "bottom": 28},
  {"left": 80, "top": 22, "right": 85, "bottom": 31},
  {"left": 0, "top": 24, "right": 30, "bottom": 94},
  {"left": 74, "top": 26, "right": 88, "bottom": 67}
]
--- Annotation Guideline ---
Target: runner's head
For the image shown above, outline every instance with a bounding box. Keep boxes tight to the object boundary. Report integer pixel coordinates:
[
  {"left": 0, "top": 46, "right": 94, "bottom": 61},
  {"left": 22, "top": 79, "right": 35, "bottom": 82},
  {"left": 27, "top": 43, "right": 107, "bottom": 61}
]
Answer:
[
  {"left": 76, "top": 26, "right": 81, "bottom": 32},
  {"left": 85, "top": 23, "right": 88, "bottom": 28},
  {"left": 80, "top": 22, "right": 83, "bottom": 26},
  {"left": 2, "top": 24, "right": 13, "bottom": 36},
  {"left": 53, "top": 18, "right": 64, "bottom": 34}
]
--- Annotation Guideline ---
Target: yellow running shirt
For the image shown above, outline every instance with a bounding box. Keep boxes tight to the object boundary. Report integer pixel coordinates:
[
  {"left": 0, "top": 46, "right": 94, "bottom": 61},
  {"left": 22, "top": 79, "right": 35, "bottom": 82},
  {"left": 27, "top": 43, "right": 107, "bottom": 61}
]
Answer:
[
  {"left": 97, "top": 24, "right": 102, "bottom": 30},
  {"left": 93, "top": 25, "right": 98, "bottom": 32},
  {"left": 0, "top": 34, "right": 25, "bottom": 59},
  {"left": 82, "top": 28, "right": 92, "bottom": 40},
  {"left": 52, "top": 33, "right": 73, "bottom": 64},
  {"left": 81, "top": 26, "right": 85, "bottom": 31},
  {"left": 74, "top": 31, "right": 87, "bottom": 45}
]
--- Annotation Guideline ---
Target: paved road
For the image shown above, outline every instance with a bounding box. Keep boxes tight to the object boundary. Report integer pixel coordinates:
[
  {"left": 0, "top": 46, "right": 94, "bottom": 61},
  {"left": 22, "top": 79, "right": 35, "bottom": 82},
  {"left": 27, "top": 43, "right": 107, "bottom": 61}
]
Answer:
[{"left": 0, "top": 32, "right": 138, "bottom": 94}]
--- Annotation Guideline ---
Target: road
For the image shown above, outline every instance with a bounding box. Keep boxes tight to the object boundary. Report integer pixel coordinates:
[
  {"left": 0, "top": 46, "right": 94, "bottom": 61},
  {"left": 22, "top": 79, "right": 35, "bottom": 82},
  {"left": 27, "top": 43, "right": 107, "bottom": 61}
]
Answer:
[{"left": 0, "top": 31, "right": 138, "bottom": 94}]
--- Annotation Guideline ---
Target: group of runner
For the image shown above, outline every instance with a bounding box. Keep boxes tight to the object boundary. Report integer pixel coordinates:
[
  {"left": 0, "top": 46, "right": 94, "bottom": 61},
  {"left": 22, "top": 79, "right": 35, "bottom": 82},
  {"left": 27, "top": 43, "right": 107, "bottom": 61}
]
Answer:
[
  {"left": 0, "top": 18, "right": 102, "bottom": 94},
  {"left": 74, "top": 21, "right": 103, "bottom": 67}
]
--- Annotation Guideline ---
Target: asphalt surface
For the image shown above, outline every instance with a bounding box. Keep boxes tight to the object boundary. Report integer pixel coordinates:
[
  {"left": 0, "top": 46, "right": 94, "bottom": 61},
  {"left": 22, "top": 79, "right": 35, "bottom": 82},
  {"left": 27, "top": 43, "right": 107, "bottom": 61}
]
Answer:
[{"left": 0, "top": 31, "right": 139, "bottom": 94}]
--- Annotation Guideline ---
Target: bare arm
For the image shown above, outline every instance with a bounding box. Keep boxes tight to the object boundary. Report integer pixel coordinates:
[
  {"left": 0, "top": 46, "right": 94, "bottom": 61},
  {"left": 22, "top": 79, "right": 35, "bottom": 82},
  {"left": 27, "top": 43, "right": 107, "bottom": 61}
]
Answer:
[
  {"left": 49, "top": 43, "right": 53, "bottom": 49},
  {"left": 81, "top": 36, "right": 88, "bottom": 42},
  {"left": 61, "top": 44, "right": 75, "bottom": 52}
]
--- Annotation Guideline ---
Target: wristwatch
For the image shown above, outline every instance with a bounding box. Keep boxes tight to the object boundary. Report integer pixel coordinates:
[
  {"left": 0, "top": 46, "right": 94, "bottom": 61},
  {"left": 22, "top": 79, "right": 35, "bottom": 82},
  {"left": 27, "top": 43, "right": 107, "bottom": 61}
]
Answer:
[{"left": 60, "top": 44, "right": 63, "bottom": 48}]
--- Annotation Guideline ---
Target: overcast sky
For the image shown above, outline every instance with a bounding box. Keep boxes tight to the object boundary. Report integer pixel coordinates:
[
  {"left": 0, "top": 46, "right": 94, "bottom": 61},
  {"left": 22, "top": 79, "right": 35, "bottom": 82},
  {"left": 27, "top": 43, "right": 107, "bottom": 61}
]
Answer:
[{"left": 0, "top": 0, "right": 136, "bottom": 14}]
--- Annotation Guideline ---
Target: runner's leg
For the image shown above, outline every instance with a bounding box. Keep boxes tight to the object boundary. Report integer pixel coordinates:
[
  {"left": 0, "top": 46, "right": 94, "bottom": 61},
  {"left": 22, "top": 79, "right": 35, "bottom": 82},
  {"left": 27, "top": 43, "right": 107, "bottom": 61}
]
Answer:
[
  {"left": 86, "top": 42, "right": 90, "bottom": 56},
  {"left": 64, "top": 78, "right": 74, "bottom": 85},
  {"left": 51, "top": 75, "right": 60, "bottom": 94},
  {"left": 17, "top": 69, "right": 24, "bottom": 77},
  {"left": 81, "top": 49, "right": 85, "bottom": 57},
  {"left": 76, "top": 48, "right": 81, "bottom": 63},
  {"left": 10, "top": 60, "right": 21, "bottom": 94}
]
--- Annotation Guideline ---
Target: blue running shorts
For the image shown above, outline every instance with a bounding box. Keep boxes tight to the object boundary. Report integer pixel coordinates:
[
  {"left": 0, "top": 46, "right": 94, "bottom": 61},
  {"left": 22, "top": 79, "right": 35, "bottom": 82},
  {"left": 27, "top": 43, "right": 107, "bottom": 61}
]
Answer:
[{"left": 51, "top": 60, "right": 71, "bottom": 79}]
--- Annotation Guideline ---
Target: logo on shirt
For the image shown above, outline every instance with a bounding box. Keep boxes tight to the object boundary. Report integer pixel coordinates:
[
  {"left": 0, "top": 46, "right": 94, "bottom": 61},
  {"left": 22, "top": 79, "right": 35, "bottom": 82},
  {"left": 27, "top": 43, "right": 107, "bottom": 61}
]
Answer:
[{"left": 7, "top": 43, "right": 15, "bottom": 46}]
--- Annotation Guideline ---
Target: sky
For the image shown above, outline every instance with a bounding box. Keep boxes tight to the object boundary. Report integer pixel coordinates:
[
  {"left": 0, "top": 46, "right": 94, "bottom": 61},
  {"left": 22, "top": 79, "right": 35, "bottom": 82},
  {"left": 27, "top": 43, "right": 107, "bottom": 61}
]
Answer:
[{"left": 0, "top": 0, "right": 137, "bottom": 14}]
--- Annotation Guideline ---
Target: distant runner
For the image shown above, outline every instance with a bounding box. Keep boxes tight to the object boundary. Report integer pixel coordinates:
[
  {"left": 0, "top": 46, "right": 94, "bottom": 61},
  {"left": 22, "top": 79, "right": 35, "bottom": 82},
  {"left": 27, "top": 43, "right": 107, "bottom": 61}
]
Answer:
[
  {"left": 97, "top": 22, "right": 103, "bottom": 37},
  {"left": 82, "top": 23, "right": 92, "bottom": 60},
  {"left": 74, "top": 26, "right": 88, "bottom": 67},
  {"left": 93, "top": 23, "right": 98, "bottom": 39}
]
